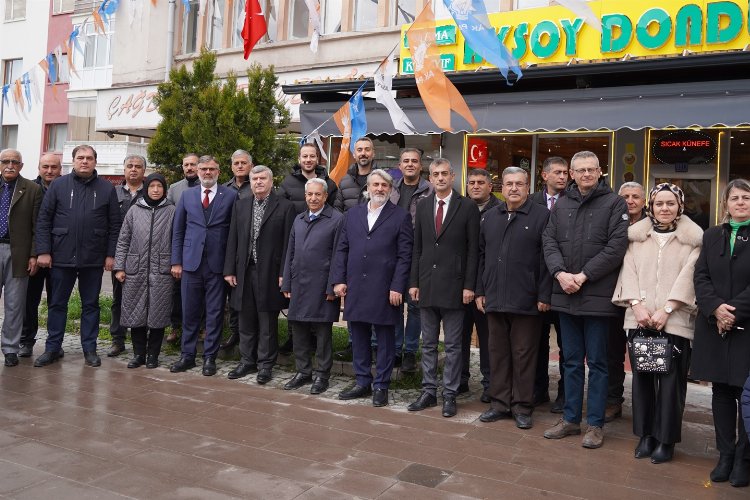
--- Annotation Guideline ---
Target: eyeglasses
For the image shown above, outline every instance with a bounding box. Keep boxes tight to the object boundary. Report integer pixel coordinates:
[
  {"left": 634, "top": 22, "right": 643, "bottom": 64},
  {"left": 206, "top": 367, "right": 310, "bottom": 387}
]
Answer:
[
  {"left": 0, "top": 159, "right": 21, "bottom": 166},
  {"left": 572, "top": 167, "right": 599, "bottom": 175}
]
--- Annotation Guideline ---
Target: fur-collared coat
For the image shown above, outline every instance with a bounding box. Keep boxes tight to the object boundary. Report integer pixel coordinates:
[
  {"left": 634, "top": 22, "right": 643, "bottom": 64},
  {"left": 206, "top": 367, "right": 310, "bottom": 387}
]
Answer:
[{"left": 612, "top": 217, "right": 703, "bottom": 340}]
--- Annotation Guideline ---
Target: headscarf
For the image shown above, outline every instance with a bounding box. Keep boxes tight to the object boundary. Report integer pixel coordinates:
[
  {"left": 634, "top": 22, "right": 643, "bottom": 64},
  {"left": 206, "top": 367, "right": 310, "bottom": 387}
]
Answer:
[
  {"left": 647, "top": 182, "right": 684, "bottom": 232},
  {"left": 144, "top": 173, "right": 168, "bottom": 207}
]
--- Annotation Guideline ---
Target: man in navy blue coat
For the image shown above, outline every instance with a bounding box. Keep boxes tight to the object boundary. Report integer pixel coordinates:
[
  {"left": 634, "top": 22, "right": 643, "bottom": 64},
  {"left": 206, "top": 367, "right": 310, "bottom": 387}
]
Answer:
[
  {"left": 330, "top": 169, "right": 413, "bottom": 407},
  {"left": 170, "top": 155, "right": 236, "bottom": 376}
]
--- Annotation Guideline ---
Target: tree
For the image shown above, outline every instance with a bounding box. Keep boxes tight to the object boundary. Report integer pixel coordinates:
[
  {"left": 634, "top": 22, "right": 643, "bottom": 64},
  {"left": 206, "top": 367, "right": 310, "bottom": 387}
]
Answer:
[{"left": 148, "top": 48, "right": 297, "bottom": 183}]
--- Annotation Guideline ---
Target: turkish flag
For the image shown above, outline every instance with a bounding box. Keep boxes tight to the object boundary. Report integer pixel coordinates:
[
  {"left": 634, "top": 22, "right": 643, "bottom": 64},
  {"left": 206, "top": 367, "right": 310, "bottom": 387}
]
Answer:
[
  {"left": 467, "top": 138, "right": 488, "bottom": 168},
  {"left": 242, "top": 0, "right": 267, "bottom": 59}
]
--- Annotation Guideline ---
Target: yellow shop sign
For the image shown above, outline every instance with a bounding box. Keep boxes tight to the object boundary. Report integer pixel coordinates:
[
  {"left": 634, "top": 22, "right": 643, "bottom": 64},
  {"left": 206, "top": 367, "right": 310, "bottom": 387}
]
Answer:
[{"left": 399, "top": 0, "right": 750, "bottom": 74}]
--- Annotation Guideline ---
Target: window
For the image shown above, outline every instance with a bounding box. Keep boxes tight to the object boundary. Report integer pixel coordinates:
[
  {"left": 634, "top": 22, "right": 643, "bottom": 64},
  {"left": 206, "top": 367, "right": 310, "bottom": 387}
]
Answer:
[
  {"left": 80, "top": 22, "right": 112, "bottom": 69},
  {"left": 1, "top": 125, "right": 18, "bottom": 149},
  {"left": 514, "top": 0, "right": 549, "bottom": 10},
  {"left": 353, "top": 0, "right": 378, "bottom": 31},
  {"left": 46, "top": 124, "right": 68, "bottom": 152},
  {"left": 2, "top": 58, "right": 22, "bottom": 85},
  {"left": 394, "top": 0, "right": 415, "bottom": 25},
  {"left": 322, "top": 0, "right": 341, "bottom": 34},
  {"left": 288, "top": 0, "right": 309, "bottom": 39},
  {"left": 48, "top": 54, "right": 70, "bottom": 84},
  {"left": 4, "top": 0, "right": 25, "bottom": 20},
  {"left": 52, "top": 0, "right": 74, "bottom": 14},
  {"left": 233, "top": 0, "right": 277, "bottom": 47},
  {"left": 208, "top": 0, "right": 225, "bottom": 49},
  {"left": 182, "top": 0, "right": 200, "bottom": 53},
  {"left": 69, "top": 99, "right": 114, "bottom": 142}
]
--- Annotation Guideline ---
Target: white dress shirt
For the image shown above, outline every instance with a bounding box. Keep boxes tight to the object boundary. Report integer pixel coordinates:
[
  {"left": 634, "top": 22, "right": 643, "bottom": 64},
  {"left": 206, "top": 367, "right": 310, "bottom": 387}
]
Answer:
[
  {"left": 367, "top": 201, "right": 386, "bottom": 231},
  {"left": 434, "top": 190, "right": 453, "bottom": 224}
]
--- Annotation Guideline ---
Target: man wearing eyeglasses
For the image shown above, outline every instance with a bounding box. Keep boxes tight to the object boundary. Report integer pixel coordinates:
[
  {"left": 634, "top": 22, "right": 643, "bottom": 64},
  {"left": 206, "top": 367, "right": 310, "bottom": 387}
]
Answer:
[
  {"left": 35, "top": 145, "right": 121, "bottom": 368},
  {"left": 541, "top": 151, "right": 628, "bottom": 449},
  {"left": 0, "top": 150, "right": 42, "bottom": 367}
]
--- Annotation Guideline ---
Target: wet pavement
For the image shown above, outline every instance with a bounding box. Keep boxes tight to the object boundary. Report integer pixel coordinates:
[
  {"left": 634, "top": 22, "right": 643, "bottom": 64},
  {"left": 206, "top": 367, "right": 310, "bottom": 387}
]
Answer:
[{"left": 0, "top": 327, "right": 746, "bottom": 499}]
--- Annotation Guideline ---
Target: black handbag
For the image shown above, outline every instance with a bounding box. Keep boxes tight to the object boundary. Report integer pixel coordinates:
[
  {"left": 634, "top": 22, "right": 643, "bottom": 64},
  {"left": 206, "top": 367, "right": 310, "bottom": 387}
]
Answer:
[{"left": 628, "top": 327, "right": 673, "bottom": 374}]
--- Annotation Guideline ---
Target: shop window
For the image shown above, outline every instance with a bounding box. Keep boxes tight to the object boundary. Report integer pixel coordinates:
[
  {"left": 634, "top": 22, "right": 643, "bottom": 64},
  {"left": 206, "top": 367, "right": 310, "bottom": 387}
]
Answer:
[
  {"left": 2, "top": 58, "right": 22, "bottom": 85},
  {"left": 46, "top": 124, "right": 68, "bottom": 152},
  {"left": 52, "top": 0, "right": 74, "bottom": 14},
  {"left": 467, "top": 135, "right": 534, "bottom": 193},
  {"left": 233, "top": 0, "right": 277, "bottom": 47},
  {"left": 729, "top": 129, "right": 750, "bottom": 182},
  {"left": 354, "top": 0, "right": 378, "bottom": 31},
  {"left": 69, "top": 99, "right": 114, "bottom": 142},
  {"left": 4, "top": 0, "right": 24, "bottom": 20},
  {"left": 1, "top": 125, "right": 17, "bottom": 149},
  {"left": 182, "top": 0, "right": 200, "bottom": 53},
  {"left": 535, "top": 134, "right": 609, "bottom": 191}
]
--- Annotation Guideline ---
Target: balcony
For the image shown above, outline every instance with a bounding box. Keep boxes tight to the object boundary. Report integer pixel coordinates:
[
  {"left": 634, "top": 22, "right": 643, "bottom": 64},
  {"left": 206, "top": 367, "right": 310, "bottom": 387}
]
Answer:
[{"left": 62, "top": 140, "right": 149, "bottom": 179}]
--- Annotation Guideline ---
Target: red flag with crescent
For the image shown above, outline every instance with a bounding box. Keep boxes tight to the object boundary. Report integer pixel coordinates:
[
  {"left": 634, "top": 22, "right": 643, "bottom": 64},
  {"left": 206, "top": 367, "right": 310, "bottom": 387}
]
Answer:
[{"left": 242, "top": 0, "right": 267, "bottom": 59}]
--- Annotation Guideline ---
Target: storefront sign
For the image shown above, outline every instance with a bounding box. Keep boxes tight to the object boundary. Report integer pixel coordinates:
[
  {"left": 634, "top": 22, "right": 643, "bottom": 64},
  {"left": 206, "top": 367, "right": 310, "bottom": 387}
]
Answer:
[
  {"left": 96, "top": 86, "right": 160, "bottom": 131},
  {"left": 400, "top": 0, "right": 750, "bottom": 74},
  {"left": 402, "top": 54, "right": 456, "bottom": 73},
  {"left": 403, "top": 25, "right": 457, "bottom": 48},
  {"left": 467, "top": 138, "right": 488, "bottom": 168},
  {"left": 652, "top": 130, "right": 717, "bottom": 164}
]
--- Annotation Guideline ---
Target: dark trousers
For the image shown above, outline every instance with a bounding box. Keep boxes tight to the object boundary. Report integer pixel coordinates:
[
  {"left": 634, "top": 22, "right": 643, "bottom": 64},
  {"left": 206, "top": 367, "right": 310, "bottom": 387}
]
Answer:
[
  {"left": 238, "top": 265, "right": 278, "bottom": 370},
  {"left": 461, "top": 302, "right": 490, "bottom": 389},
  {"left": 712, "top": 383, "right": 750, "bottom": 459},
  {"left": 21, "top": 267, "right": 51, "bottom": 346},
  {"left": 46, "top": 267, "right": 103, "bottom": 353},
  {"left": 534, "top": 310, "right": 564, "bottom": 400},
  {"left": 170, "top": 279, "right": 182, "bottom": 329},
  {"left": 421, "top": 307, "right": 464, "bottom": 398},
  {"left": 487, "top": 312, "right": 542, "bottom": 416},
  {"left": 131, "top": 327, "right": 165, "bottom": 358},
  {"left": 291, "top": 321, "right": 332, "bottom": 380},
  {"left": 181, "top": 264, "right": 226, "bottom": 359},
  {"left": 351, "top": 321, "right": 394, "bottom": 390},
  {"left": 607, "top": 310, "right": 627, "bottom": 405},
  {"left": 109, "top": 272, "right": 127, "bottom": 345},
  {"left": 629, "top": 331, "right": 691, "bottom": 444}
]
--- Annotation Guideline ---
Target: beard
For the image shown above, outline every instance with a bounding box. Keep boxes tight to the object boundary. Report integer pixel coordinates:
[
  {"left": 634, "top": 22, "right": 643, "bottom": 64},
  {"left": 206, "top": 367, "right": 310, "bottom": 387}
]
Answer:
[
  {"left": 370, "top": 193, "right": 388, "bottom": 205},
  {"left": 200, "top": 178, "right": 217, "bottom": 188}
]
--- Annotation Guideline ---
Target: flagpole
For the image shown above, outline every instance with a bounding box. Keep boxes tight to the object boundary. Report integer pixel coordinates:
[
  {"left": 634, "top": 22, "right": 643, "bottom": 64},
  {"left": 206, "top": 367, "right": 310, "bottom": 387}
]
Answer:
[{"left": 165, "top": 0, "right": 176, "bottom": 81}]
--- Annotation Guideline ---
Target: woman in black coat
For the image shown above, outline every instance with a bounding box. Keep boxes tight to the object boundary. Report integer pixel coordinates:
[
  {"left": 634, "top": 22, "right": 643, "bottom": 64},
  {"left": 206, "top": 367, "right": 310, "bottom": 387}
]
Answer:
[{"left": 693, "top": 178, "right": 750, "bottom": 488}]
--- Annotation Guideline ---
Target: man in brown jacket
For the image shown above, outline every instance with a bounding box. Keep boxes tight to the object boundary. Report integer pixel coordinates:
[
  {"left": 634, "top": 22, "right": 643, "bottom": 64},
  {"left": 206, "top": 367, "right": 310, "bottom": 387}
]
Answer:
[{"left": 0, "top": 149, "right": 42, "bottom": 366}]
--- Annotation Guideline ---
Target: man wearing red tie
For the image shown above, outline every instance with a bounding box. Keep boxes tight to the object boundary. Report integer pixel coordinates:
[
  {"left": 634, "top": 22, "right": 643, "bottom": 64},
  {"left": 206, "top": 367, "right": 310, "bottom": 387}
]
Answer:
[{"left": 407, "top": 158, "right": 480, "bottom": 418}]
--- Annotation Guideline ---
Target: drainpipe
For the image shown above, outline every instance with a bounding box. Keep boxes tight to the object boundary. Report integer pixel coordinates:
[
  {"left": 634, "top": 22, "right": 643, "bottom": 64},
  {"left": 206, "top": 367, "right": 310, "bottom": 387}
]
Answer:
[{"left": 165, "top": 0, "right": 176, "bottom": 81}]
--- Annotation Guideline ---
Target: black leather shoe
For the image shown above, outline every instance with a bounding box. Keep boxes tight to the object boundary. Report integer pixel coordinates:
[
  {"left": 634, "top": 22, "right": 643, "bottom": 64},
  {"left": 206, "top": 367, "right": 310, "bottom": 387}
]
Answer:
[
  {"left": 106, "top": 343, "right": 125, "bottom": 357},
  {"left": 4, "top": 353, "right": 19, "bottom": 367},
  {"left": 18, "top": 344, "right": 33, "bottom": 358},
  {"left": 730, "top": 458, "right": 750, "bottom": 487},
  {"left": 33, "top": 350, "right": 61, "bottom": 367},
  {"left": 339, "top": 384, "right": 372, "bottom": 400},
  {"left": 479, "top": 407, "right": 512, "bottom": 422},
  {"left": 711, "top": 454, "right": 735, "bottom": 482},
  {"left": 279, "top": 338, "right": 293, "bottom": 355},
  {"left": 228, "top": 363, "right": 257, "bottom": 379},
  {"left": 284, "top": 373, "right": 312, "bottom": 390},
  {"left": 202, "top": 357, "right": 217, "bottom": 376},
  {"left": 408, "top": 392, "right": 438, "bottom": 411},
  {"left": 650, "top": 443, "right": 674, "bottom": 464},
  {"left": 127, "top": 355, "right": 145, "bottom": 369},
  {"left": 442, "top": 397, "right": 457, "bottom": 418},
  {"left": 256, "top": 368, "right": 272, "bottom": 384},
  {"left": 480, "top": 390, "right": 491, "bottom": 404},
  {"left": 402, "top": 352, "right": 417, "bottom": 372},
  {"left": 170, "top": 356, "right": 196, "bottom": 373},
  {"left": 394, "top": 353, "right": 402, "bottom": 368},
  {"left": 220, "top": 332, "right": 239, "bottom": 350},
  {"left": 458, "top": 382, "right": 470, "bottom": 394},
  {"left": 145, "top": 355, "right": 159, "bottom": 369},
  {"left": 83, "top": 351, "right": 101, "bottom": 367},
  {"left": 514, "top": 413, "right": 533, "bottom": 429},
  {"left": 551, "top": 394, "right": 565, "bottom": 414},
  {"left": 634, "top": 436, "right": 657, "bottom": 459},
  {"left": 373, "top": 388, "right": 389, "bottom": 407},
  {"left": 310, "top": 378, "right": 329, "bottom": 394}
]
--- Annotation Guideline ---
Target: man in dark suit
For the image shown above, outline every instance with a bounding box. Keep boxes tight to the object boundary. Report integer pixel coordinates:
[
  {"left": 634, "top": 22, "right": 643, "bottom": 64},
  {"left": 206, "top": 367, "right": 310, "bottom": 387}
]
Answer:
[
  {"left": 0, "top": 149, "right": 42, "bottom": 367},
  {"left": 170, "top": 155, "right": 236, "bottom": 376},
  {"left": 407, "top": 158, "right": 480, "bottom": 418},
  {"left": 331, "top": 169, "right": 413, "bottom": 407},
  {"left": 460, "top": 168, "right": 499, "bottom": 402},
  {"left": 224, "top": 165, "right": 295, "bottom": 384}
]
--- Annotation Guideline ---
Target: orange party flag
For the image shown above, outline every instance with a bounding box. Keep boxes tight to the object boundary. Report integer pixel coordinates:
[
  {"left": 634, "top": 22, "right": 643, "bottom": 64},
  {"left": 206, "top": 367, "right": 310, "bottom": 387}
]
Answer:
[
  {"left": 329, "top": 102, "right": 353, "bottom": 184},
  {"left": 92, "top": 9, "right": 107, "bottom": 34},
  {"left": 406, "top": 4, "right": 477, "bottom": 132}
]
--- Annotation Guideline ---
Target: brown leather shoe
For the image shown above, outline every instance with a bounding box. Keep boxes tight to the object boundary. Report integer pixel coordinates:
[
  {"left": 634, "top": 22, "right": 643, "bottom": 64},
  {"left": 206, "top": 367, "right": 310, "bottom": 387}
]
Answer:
[
  {"left": 543, "top": 419, "right": 581, "bottom": 439},
  {"left": 582, "top": 426, "right": 604, "bottom": 449},
  {"left": 166, "top": 329, "right": 181, "bottom": 344},
  {"left": 604, "top": 403, "right": 622, "bottom": 423}
]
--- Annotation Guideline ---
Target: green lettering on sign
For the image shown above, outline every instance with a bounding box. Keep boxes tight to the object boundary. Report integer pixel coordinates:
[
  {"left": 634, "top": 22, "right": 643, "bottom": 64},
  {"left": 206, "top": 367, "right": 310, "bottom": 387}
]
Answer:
[
  {"left": 463, "top": 27, "right": 511, "bottom": 65},
  {"left": 403, "top": 25, "right": 457, "bottom": 48},
  {"left": 512, "top": 23, "right": 529, "bottom": 60},
  {"left": 530, "top": 20, "right": 562, "bottom": 58},
  {"left": 402, "top": 54, "right": 456, "bottom": 74},
  {"left": 560, "top": 18, "right": 584, "bottom": 56},
  {"left": 675, "top": 4, "right": 703, "bottom": 47},
  {"left": 601, "top": 14, "right": 633, "bottom": 53},
  {"left": 636, "top": 8, "right": 672, "bottom": 50},
  {"left": 706, "top": 1, "right": 742, "bottom": 44}
]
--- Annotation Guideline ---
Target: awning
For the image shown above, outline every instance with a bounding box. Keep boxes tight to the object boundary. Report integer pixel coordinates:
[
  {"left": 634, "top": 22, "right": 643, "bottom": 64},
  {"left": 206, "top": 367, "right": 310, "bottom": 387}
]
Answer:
[{"left": 300, "top": 79, "right": 750, "bottom": 135}]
